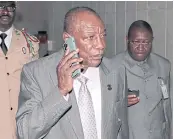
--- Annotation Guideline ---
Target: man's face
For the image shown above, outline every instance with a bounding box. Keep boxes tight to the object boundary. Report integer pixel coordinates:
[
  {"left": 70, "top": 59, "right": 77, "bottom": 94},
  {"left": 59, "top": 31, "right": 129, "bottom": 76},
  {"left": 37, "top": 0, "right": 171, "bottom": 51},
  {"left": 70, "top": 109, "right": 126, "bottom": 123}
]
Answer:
[
  {"left": 127, "top": 28, "right": 153, "bottom": 62},
  {"left": 71, "top": 12, "right": 106, "bottom": 67},
  {"left": 0, "top": 2, "right": 16, "bottom": 30}
]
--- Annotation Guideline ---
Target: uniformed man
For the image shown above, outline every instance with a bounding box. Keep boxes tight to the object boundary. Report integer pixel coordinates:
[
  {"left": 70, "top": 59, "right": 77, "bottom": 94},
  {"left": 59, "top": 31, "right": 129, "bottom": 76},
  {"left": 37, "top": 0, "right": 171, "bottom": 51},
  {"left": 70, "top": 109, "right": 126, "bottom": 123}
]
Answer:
[
  {"left": 0, "top": 1, "right": 39, "bottom": 139},
  {"left": 112, "top": 20, "right": 172, "bottom": 139}
]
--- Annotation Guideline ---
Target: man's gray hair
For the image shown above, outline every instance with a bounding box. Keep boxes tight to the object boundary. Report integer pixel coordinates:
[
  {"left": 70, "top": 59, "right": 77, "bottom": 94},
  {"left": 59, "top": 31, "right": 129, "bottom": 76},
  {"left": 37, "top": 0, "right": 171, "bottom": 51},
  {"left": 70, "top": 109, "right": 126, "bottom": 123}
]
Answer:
[{"left": 63, "top": 6, "right": 101, "bottom": 33}]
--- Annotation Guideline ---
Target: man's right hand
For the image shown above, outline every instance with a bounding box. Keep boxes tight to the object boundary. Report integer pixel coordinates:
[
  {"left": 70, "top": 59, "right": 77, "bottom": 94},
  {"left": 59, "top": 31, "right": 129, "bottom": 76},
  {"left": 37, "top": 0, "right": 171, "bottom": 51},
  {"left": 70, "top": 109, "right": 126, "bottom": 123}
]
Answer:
[
  {"left": 57, "top": 48, "right": 84, "bottom": 96},
  {"left": 127, "top": 95, "right": 140, "bottom": 107}
]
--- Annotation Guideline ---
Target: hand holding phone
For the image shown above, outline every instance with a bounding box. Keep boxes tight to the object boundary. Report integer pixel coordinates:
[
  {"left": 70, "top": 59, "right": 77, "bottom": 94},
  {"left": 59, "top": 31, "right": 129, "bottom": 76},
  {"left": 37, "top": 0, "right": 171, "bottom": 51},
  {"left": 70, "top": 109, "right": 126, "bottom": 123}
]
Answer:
[
  {"left": 64, "top": 37, "right": 81, "bottom": 78},
  {"left": 127, "top": 89, "right": 140, "bottom": 106},
  {"left": 57, "top": 39, "right": 84, "bottom": 96}
]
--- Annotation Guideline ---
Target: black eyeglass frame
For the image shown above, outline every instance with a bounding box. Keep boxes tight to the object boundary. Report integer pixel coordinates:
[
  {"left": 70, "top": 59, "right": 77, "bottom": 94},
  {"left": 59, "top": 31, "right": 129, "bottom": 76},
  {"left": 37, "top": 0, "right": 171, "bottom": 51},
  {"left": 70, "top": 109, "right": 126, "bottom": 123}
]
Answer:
[{"left": 0, "top": 4, "right": 16, "bottom": 12}]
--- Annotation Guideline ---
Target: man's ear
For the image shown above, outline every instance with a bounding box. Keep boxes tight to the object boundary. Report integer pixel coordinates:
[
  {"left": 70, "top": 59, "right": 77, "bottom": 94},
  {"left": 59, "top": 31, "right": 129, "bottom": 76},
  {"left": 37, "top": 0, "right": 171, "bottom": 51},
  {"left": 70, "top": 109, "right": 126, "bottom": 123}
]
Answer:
[{"left": 63, "top": 32, "right": 70, "bottom": 42}]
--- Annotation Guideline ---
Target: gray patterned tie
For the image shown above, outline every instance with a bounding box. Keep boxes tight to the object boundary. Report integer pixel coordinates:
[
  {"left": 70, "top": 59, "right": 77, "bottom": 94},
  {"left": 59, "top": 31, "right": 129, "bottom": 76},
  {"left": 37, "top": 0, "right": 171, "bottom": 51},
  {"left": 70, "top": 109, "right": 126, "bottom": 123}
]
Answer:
[
  {"left": 77, "top": 75, "right": 98, "bottom": 139},
  {"left": 0, "top": 33, "right": 7, "bottom": 55}
]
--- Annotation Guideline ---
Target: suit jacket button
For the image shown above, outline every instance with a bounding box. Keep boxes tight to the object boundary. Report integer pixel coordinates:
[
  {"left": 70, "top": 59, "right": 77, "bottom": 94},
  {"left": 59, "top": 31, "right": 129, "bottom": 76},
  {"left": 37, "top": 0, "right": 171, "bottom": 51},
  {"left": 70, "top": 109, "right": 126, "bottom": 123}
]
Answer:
[
  {"left": 10, "top": 107, "right": 13, "bottom": 110},
  {"left": 7, "top": 73, "right": 10, "bottom": 75},
  {"left": 5, "top": 57, "right": 8, "bottom": 60}
]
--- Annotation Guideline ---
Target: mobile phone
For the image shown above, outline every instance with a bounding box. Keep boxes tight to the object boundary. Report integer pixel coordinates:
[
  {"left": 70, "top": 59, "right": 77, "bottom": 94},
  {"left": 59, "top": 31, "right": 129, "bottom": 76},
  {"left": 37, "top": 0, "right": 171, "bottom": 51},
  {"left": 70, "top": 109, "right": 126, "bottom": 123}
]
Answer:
[
  {"left": 128, "top": 89, "right": 139, "bottom": 97},
  {"left": 64, "top": 37, "right": 81, "bottom": 78}
]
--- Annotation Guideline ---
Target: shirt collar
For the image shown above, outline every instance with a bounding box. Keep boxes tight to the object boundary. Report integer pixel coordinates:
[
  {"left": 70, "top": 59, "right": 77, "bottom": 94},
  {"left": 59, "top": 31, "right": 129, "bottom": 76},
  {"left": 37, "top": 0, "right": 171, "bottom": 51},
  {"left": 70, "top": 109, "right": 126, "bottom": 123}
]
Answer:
[{"left": 81, "top": 67, "right": 99, "bottom": 82}]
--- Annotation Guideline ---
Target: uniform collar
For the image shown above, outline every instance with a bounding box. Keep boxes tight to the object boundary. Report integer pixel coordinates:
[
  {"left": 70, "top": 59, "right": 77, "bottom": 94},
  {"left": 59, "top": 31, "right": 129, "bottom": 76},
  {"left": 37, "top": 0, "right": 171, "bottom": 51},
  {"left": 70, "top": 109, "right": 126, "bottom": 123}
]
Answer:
[{"left": 123, "top": 50, "right": 156, "bottom": 78}]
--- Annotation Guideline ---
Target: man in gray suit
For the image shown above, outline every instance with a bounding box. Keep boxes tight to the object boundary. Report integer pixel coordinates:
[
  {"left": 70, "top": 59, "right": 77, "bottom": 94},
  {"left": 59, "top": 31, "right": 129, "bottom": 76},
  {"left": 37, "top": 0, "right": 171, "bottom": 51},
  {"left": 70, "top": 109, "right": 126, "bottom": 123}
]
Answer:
[
  {"left": 16, "top": 7, "right": 129, "bottom": 139},
  {"left": 112, "top": 20, "right": 172, "bottom": 139}
]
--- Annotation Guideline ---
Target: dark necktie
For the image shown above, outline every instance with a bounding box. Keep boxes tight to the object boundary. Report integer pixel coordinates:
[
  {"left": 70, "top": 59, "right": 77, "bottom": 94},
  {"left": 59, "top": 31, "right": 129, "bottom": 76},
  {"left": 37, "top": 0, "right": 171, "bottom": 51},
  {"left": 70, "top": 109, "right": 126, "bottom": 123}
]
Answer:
[{"left": 0, "top": 33, "right": 7, "bottom": 55}]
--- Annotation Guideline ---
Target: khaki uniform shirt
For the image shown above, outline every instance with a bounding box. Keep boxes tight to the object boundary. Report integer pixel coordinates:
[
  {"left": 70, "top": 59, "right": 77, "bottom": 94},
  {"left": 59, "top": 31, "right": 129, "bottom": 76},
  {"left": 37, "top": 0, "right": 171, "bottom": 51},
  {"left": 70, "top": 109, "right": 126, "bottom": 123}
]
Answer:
[{"left": 0, "top": 28, "right": 39, "bottom": 139}]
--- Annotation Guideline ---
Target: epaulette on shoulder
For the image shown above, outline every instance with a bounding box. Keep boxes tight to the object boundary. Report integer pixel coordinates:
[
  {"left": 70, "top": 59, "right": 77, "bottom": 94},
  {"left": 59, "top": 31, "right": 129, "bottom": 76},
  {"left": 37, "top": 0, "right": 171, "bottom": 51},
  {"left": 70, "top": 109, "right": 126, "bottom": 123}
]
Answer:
[
  {"left": 21, "top": 28, "right": 39, "bottom": 43},
  {"left": 21, "top": 28, "right": 39, "bottom": 57}
]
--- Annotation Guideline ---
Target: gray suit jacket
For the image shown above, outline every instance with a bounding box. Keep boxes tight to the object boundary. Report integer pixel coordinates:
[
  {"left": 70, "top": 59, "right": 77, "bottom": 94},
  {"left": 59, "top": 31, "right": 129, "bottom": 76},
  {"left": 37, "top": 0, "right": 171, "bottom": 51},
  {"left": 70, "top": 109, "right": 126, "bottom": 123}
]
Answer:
[
  {"left": 16, "top": 50, "right": 129, "bottom": 139},
  {"left": 112, "top": 51, "right": 172, "bottom": 139}
]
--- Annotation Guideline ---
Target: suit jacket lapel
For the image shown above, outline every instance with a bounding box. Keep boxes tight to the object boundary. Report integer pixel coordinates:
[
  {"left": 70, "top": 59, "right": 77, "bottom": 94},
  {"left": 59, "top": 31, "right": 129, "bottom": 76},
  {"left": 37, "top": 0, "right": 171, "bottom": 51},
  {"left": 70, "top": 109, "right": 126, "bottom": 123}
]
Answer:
[
  {"left": 146, "top": 54, "right": 158, "bottom": 77},
  {"left": 100, "top": 58, "right": 128, "bottom": 139},
  {"left": 66, "top": 91, "right": 84, "bottom": 139},
  {"left": 100, "top": 62, "right": 109, "bottom": 135},
  {"left": 99, "top": 61, "right": 117, "bottom": 138}
]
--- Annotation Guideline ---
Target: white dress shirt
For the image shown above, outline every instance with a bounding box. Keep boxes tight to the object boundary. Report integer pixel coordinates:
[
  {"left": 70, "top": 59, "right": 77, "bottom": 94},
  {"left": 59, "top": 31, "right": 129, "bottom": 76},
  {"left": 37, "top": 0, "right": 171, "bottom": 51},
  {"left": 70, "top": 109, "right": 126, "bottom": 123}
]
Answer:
[
  {"left": 64, "top": 67, "right": 101, "bottom": 139},
  {"left": 0, "top": 26, "right": 13, "bottom": 50}
]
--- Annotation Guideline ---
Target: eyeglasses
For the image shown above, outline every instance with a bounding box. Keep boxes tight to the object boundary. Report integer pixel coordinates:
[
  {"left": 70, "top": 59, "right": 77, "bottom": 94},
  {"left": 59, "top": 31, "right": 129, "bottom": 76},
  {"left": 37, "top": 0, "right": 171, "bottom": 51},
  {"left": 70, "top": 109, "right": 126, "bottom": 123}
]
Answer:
[
  {"left": 128, "top": 40, "right": 152, "bottom": 46},
  {"left": 0, "top": 5, "right": 16, "bottom": 12}
]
